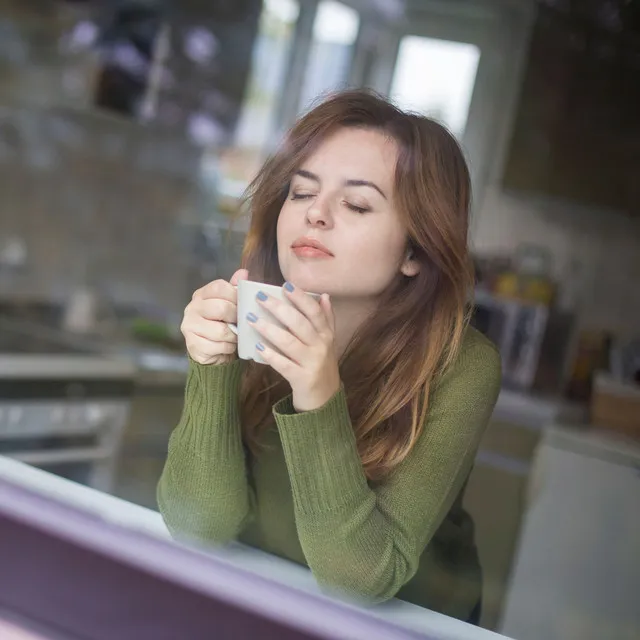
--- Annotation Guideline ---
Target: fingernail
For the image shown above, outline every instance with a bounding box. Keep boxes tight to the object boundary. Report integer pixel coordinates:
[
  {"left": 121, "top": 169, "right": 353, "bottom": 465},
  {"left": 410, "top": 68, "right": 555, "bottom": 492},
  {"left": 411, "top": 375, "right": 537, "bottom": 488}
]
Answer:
[
  {"left": 246, "top": 312, "right": 257, "bottom": 323},
  {"left": 284, "top": 281, "right": 294, "bottom": 292},
  {"left": 256, "top": 342, "right": 265, "bottom": 352},
  {"left": 256, "top": 291, "right": 268, "bottom": 301}
]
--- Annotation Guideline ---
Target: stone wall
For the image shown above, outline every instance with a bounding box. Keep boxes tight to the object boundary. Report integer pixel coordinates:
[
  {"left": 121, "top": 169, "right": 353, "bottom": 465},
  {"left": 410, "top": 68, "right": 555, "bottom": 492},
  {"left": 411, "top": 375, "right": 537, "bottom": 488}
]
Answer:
[{"left": 0, "top": 100, "right": 235, "bottom": 312}]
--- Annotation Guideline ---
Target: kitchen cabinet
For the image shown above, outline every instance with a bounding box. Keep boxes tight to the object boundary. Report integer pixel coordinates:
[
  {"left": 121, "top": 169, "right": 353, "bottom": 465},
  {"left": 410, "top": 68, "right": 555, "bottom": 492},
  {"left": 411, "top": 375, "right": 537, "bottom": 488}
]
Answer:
[
  {"left": 502, "top": 2, "right": 640, "bottom": 215},
  {"left": 463, "top": 389, "right": 572, "bottom": 630},
  {"left": 499, "top": 427, "right": 640, "bottom": 640},
  {"left": 464, "top": 417, "right": 541, "bottom": 631},
  {"left": 115, "top": 380, "right": 185, "bottom": 509}
]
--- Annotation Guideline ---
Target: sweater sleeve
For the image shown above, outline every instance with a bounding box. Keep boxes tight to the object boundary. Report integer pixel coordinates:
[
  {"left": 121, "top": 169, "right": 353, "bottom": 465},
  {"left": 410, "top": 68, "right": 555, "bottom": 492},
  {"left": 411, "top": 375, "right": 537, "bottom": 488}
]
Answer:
[
  {"left": 272, "top": 339, "right": 501, "bottom": 603},
  {"left": 157, "top": 358, "right": 253, "bottom": 545}
]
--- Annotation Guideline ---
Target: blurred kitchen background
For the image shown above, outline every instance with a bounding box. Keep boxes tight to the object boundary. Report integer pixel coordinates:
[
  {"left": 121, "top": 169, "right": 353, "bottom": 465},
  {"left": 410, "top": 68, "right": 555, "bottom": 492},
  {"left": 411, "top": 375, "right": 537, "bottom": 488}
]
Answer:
[{"left": 0, "top": 0, "right": 638, "bottom": 638}]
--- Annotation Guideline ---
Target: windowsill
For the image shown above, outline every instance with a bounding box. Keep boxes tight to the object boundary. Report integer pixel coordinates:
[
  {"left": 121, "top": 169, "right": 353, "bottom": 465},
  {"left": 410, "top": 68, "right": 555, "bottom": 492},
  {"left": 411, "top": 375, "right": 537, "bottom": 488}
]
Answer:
[{"left": 0, "top": 456, "right": 511, "bottom": 640}]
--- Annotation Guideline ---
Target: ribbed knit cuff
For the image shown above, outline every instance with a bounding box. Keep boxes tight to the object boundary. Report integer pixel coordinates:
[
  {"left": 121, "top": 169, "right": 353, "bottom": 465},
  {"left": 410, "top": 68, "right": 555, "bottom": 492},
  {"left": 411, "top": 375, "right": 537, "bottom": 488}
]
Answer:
[
  {"left": 174, "top": 358, "right": 246, "bottom": 457},
  {"left": 273, "top": 387, "right": 369, "bottom": 515}
]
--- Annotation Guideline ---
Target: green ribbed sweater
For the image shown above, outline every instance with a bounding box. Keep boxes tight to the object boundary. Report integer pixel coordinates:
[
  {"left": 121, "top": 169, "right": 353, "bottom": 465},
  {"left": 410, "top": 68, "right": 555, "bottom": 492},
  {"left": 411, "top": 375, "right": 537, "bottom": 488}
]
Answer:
[{"left": 157, "top": 327, "right": 501, "bottom": 621}]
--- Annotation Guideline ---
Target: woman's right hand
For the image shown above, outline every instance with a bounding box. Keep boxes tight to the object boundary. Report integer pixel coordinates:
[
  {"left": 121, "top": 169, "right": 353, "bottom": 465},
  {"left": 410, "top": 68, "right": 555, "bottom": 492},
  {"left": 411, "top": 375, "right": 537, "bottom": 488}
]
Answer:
[{"left": 181, "top": 268, "right": 249, "bottom": 365}]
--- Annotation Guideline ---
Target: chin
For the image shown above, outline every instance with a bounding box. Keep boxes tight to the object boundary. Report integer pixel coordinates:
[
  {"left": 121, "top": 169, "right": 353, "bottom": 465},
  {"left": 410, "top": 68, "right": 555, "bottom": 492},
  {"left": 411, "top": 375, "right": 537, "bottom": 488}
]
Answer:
[
  {"left": 283, "top": 267, "right": 333, "bottom": 296},
  {"left": 290, "top": 277, "right": 329, "bottom": 296}
]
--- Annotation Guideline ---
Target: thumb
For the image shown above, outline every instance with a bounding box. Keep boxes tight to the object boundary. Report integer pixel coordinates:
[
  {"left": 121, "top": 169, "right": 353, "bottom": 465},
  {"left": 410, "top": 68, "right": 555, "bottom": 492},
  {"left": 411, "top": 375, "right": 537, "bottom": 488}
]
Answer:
[{"left": 230, "top": 268, "right": 249, "bottom": 286}]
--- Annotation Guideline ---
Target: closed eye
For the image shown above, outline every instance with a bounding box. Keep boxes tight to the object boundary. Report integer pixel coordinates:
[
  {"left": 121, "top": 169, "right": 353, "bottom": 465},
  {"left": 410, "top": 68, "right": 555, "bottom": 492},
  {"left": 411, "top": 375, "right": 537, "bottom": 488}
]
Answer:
[
  {"left": 344, "top": 201, "right": 370, "bottom": 214},
  {"left": 291, "top": 193, "right": 314, "bottom": 201}
]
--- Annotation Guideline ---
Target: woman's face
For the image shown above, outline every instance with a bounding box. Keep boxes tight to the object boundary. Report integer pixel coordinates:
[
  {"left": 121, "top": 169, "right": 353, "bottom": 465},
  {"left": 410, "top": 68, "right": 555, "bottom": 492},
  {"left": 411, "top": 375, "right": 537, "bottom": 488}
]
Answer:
[{"left": 276, "top": 127, "right": 418, "bottom": 299}]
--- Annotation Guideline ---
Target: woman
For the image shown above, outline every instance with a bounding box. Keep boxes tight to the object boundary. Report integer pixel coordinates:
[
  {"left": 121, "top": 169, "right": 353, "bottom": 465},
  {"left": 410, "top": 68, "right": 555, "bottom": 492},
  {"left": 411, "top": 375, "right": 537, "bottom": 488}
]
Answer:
[{"left": 158, "top": 90, "right": 501, "bottom": 624}]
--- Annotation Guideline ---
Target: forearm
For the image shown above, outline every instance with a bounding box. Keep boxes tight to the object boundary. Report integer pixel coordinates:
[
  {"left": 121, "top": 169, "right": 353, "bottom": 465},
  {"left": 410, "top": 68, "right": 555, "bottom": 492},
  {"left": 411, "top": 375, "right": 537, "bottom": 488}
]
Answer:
[
  {"left": 290, "top": 490, "right": 413, "bottom": 603},
  {"left": 273, "top": 390, "right": 421, "bottom": 601},
  {"left": 157, "top": 358, "right": 252, "bottom": 544},
  {"left": 273, "top": 335, "right": 501, "bottom": 603}
]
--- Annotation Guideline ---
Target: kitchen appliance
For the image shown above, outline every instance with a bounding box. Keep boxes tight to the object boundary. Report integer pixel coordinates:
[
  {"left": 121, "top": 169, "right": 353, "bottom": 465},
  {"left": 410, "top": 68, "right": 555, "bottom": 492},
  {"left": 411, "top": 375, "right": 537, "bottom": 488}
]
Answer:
[
  {"left": 493, "top": 245, "right": 556, "bottom": 306},
  {"left": 472, "top": 290, "right": 574, "bottom": 392},
  {"left": 0, "top": 318, "right": 136, "bottom": 492}
]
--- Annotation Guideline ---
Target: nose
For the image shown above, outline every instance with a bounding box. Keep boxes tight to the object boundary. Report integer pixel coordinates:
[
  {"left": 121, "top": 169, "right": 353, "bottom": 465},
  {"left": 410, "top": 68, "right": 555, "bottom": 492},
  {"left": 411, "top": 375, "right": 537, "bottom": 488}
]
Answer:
[{"left": 305, "top": 197, "right": 333, "bottom": 229}]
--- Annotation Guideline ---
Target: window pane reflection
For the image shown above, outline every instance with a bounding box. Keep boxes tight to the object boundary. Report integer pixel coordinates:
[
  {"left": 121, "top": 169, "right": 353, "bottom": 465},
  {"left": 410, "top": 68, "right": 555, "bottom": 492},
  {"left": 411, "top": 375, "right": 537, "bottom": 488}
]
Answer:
[
  {"left": 235, "top": 0, "right": 300, "bottom": 150},
  {"left": 298, "top": 1, "right": 360, "bottom": 113},
  {"left": 216, "top": 0, "right": 299, "bottom": 197},
  {"left": 390, "top": 36, "right": 480, "bottom": 138}
]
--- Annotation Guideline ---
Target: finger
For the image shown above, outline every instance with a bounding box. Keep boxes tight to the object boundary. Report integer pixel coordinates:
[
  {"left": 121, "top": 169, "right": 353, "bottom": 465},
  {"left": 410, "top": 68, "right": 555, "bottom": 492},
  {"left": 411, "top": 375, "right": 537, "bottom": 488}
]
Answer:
[
  {"left": 230, "top": 268, "right": 249, "bottom": 286},
  {"left": 255, "top": 341, "right": 299, "bottom": 379},
  {"left": 249, "top": 315, "right": 304, "bottom": 364},
  {"left": 187, "top": 334, "right": 236, "bottom": 359},
  {"left": 255, "top": 291, "right": 317, "bottom": 345},
  {"left": 188, "top": 317, "right": 237, "bottom": 343},
  {"left": 196, "top": 298, "right": 236, "bottom": 323},
  {"left": 282, "top": 283, "right": 330, "bottom": 335},
  {"left": 320, "top": 294, "right": 335, "bottom": 333},
  {"left": 198, "top": 279, "right": 237, "bottom": 302}
]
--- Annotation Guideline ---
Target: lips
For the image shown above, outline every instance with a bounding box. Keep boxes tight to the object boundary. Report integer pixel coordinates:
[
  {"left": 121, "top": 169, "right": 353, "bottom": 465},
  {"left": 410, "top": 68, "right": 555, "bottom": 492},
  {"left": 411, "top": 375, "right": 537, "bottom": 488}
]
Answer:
[{"left": 291, "top": 237, "right": 334, "bottom": 257}]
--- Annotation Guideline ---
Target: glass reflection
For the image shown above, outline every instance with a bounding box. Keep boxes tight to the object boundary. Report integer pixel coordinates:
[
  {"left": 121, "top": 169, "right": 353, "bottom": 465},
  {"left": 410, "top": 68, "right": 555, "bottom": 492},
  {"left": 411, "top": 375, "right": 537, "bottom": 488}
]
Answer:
[
  {"left": 298, "top": 1, "right": 360, "bottom": 112},
  {"left": 0, "top": 1, "right": 638, "bottom": 639}
]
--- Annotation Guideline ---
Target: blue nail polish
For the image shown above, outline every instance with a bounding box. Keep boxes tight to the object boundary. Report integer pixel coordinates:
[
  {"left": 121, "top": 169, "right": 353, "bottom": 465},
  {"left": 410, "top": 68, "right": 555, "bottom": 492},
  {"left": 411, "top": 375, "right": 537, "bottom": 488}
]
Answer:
[
  {"left": 256, "top": 291, "right": 268, "bottom": 301},
  {"left": 256, "top": 342, "right": 265, "bottom": 352},
  {"left": 284, "top": 281, "right": 294, "bottom": 292},
  {"left": 246, "top": 312, "right": 257, "bottom": 323}
]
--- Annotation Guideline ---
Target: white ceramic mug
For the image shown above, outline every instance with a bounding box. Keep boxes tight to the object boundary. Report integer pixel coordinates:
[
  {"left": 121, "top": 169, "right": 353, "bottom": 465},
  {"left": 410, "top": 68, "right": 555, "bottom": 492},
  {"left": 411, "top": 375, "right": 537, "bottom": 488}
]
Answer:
[{"left": 227, "top": 280, "right": 321, "bottom": 363}]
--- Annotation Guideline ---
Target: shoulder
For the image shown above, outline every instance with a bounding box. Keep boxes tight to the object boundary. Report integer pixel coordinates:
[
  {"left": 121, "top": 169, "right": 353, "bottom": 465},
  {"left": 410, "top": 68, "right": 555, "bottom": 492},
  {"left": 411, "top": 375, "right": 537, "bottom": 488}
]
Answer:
[
  {"left": 433, "top": 326, "right": 502, "bottom": 405},
  {"left": 399, "top": 328, "right": 502, "bottom": 472},
  {"left": 458, "top": 326, "right": 502, "bottom": 372}
]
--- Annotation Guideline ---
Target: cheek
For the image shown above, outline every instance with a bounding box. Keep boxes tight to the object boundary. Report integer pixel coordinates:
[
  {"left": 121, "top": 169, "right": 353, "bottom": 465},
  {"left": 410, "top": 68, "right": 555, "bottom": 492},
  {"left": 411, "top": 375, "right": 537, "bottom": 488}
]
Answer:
[
  {"left": 349, "top": 226, "right": 406, "bottom": 273},
  {"left": 276, "top": 206, "right": 290, "bottom": 250},
  {"left": 276, "top": 204, "right": 296, "bottom": 269}
]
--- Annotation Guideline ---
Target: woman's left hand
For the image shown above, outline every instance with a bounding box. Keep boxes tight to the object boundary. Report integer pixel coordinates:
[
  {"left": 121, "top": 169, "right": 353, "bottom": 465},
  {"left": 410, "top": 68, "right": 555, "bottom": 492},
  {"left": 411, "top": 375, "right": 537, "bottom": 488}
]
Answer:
[{"left": 249, "top": 283, "right": 341, "bottom": 412}]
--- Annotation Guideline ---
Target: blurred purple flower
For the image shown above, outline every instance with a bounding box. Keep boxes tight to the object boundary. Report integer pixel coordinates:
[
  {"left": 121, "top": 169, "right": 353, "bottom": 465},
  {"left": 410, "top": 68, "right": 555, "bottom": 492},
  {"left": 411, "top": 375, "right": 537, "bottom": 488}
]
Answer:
[
  {"left": 62, "top": 21, "right": 99, "bottom": 53},
  {"left": 184, "top": 27, "right": 218, "bottom": 64},
  {"left": 188, "top": 113, "right": 225, "bottom": 146}
]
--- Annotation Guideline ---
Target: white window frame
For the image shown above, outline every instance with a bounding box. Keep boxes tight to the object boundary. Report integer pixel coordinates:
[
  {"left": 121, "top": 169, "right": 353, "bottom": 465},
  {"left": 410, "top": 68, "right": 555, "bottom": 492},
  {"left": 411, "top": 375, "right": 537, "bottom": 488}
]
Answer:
[
  {"left": 275, "top": 0, "right": 536, "bottom": 236},
  {"left": 363, "top": 3, "right": 535, "bottom": 223}
]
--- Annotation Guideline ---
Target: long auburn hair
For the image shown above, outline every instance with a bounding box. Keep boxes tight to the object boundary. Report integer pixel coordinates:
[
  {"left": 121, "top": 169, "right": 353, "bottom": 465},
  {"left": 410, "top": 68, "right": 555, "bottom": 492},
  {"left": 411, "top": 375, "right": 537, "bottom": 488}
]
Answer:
[{"left": 237, "top": 89, "right": 474, "bottom": 482}]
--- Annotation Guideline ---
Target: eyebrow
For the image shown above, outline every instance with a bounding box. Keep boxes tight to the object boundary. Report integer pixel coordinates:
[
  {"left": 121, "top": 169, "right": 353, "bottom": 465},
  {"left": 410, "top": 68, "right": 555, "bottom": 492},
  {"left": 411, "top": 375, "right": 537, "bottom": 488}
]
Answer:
[{"left": 295, "top": 169, "right": 387, "bottom": 200}]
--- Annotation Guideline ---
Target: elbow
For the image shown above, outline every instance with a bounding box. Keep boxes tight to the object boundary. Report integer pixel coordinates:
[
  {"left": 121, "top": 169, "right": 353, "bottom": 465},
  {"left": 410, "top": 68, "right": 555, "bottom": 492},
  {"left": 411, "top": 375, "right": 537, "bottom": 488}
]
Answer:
[
  {"left": 156, "top": 477, "right": 247, "bottom": 546},
  {"left": 308, "top": 555, "right": 408, "bottom": 605},
  {"left": 161, "top": 512, "right": 244, "bottom": 547}
]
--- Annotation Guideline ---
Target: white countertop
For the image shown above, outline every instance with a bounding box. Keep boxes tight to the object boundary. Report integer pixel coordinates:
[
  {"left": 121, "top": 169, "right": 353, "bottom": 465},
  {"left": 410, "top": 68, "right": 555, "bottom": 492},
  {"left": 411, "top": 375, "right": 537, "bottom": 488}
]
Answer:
[
  {"left": 0, "top": 456, "right": 511, "bottom": 640},
  {"left": 492, "top": 387, "right": 589, "bottom": 429},
  {"left": 543, "top": 421, "right": 640, "bottom": 465}
]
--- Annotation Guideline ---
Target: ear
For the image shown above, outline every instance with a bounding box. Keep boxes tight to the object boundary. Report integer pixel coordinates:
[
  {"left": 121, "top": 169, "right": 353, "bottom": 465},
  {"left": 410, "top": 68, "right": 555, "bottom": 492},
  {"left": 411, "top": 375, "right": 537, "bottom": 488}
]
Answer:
[{"left": 400, "top": 247, "right": 420, "bottom": 277}]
